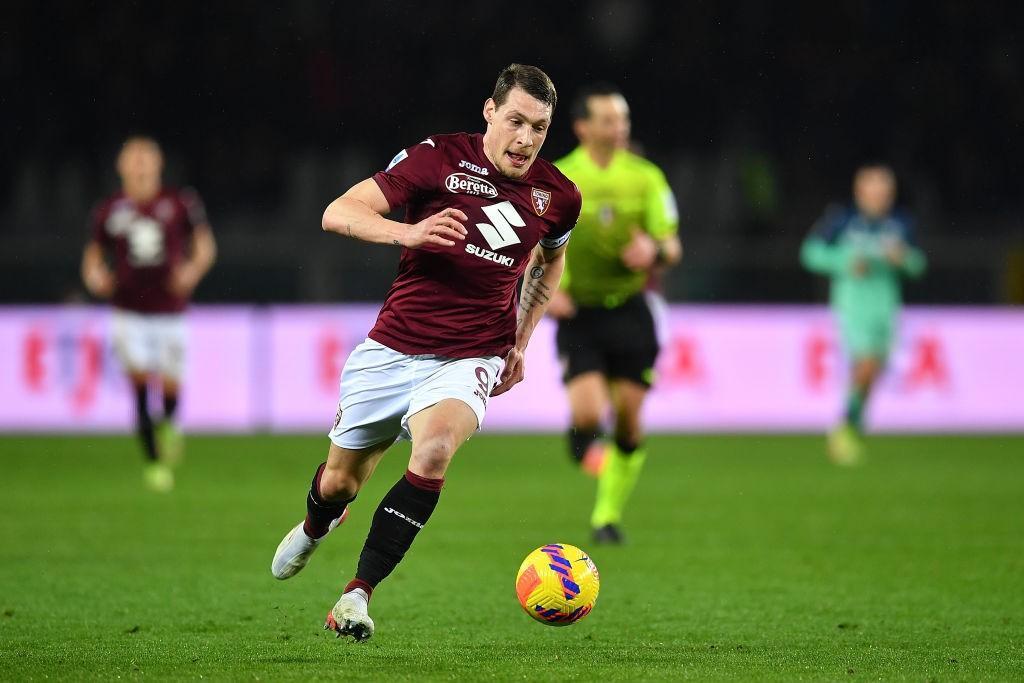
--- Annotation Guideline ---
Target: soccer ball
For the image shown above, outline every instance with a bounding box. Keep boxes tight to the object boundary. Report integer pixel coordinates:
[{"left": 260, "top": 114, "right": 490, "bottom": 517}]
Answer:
[{"left": 515, "top": 543, "right": 600, "bottom": 626}]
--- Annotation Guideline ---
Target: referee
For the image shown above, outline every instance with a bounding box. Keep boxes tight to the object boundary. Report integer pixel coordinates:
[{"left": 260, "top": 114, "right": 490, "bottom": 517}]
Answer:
[{"left": 549, "top": 84, "right": 682, "bottom": 544}]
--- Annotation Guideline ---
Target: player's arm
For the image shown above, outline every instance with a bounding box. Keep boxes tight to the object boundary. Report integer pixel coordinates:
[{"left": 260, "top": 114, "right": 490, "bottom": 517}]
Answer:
[
  {"left": 800, "top": 206, "right": 848, "bottom": 275},
  {"left": 322, "top": 179, "right": 468, "bottom": 248},
  {"left": 172, "top": 224, "right": 217, "bottom": 297},
  {"left": 898, "top": 244, "right": 927, "bottom": 278},
  {"left": 884, "top": 217, "right": 927, "bottom": 279},
  {"left": 81, "top": 240, "right": 115, "bottom": 299},
  {"left": 622, "top": 167, "right": 683, "bottom": 271},
  {"left": 492, "top": 242, "right": 567, "bottom": 397}
]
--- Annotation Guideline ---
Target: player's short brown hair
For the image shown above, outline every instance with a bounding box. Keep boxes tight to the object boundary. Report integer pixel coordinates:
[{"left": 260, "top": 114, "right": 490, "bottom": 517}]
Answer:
[
  {"left": 570, "top": 82, "right": 623, "bottom": 122},
  {"left": 121, "top": 134, "right": 161, "bottom": 151},
  {"left": 492, "top": 64, "right": 557, "bottom": 111}
]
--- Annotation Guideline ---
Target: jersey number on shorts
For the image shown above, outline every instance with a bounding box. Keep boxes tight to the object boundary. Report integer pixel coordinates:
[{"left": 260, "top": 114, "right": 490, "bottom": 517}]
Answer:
[{"left": 476, "top": 201, "right": 524, "bottom": 250}]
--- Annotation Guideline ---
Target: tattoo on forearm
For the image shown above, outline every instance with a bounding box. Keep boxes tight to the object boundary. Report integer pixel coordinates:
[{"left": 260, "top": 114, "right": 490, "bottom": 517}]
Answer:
[
  {"left": 346, "top": 223, "right": 354, "bottom": 238},
  {"left": 519, "top": 278, "right": 551, "bottom": 314}
]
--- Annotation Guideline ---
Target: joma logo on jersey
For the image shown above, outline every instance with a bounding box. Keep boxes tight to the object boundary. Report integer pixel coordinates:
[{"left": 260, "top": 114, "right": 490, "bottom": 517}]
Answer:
[
  {"left": 458, "top": 160, "right": 489, "bottom": 175},
  {"left": 445, "top": 173, "right": 498, "bottom": 198}
]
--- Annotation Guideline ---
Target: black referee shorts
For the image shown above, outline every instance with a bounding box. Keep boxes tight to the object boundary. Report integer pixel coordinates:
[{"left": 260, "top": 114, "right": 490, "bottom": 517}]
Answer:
[{"left": 555, "top": 294, "right": 660, "bottom": 388}]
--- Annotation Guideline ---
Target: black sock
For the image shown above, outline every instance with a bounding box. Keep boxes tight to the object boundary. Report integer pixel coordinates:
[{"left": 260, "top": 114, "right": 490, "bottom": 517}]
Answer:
[
  {"left": 163, "top": 393, "right": 179, "bottom": 421},
  {"left": 614, "top": 435, "right": 640, "bottom": 457},
  {"left": 355, "top": 470, "right": 442, "bottom": 588},
  {"left": 569, "top": 426, "right": 602, "bottom": 464},
  {"left": 134, "top": 384, "right": 157, "bottom": 462},
  {"left": 303, "top": 462, "right": 354, "bottom": 539}
]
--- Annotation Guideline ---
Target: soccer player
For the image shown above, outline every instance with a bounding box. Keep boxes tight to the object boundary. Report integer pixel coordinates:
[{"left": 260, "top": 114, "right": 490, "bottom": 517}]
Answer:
[
  {"left": 547, "top": 84, "right": 682, "bottom": 545},
  {"left": 81, "top": 136, "right": 217, "bottom": 491},
  {"left": 270, "top": 64, "right": 581, "bottom": 642},
  {"left": 801, "top": 163, "right": 926, "bottom": 464}
]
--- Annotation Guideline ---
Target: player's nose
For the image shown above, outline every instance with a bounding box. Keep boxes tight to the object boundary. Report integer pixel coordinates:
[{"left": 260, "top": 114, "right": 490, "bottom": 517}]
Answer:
[{"left": 516, "top": 129, "right": 535, "bottom": 147}]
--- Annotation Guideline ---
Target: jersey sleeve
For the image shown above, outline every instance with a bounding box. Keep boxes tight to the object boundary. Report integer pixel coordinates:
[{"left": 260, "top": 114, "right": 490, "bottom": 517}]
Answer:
[
  {"left": 800, "top": 205, "right": 850, "bottom": 275},
  {"left": 539, "top": 181, "right": 581, "bottom": 250},
  {"left": 371, "top": 138, "right": 443, "bottom": 210},
  {"left": 643, "top": 166, "right": 679, "bottom": 239},
  {"left": 180, "top": 188, "right": 209, "bottom": 234}
]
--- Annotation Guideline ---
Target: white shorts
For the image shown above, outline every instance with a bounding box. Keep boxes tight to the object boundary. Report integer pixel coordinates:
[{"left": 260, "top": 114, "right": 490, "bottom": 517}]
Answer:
[
  {"left": 328, "top": 338, "right": 504, "bottom": 450},
  {"left": 111, "top": 309, "right": 186, "bottom": 380}
]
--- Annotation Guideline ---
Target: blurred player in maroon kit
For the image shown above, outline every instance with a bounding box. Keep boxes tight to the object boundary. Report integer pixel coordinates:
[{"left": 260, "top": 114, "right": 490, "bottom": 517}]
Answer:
[
  {"left": 270, "top": 64, "right": 581, "bottom": 641},
  {"left": 81, "top": 136, "right": 217, "bottom": 492}
]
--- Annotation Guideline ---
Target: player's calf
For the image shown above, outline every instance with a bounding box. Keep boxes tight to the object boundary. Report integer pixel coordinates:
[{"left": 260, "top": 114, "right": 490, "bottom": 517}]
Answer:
[{"left": 271, "top": 462, "right": 354, "bottom": 580}]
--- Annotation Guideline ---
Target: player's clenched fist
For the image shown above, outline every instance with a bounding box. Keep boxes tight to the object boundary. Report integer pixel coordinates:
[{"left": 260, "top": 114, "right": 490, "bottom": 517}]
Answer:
[{"left": 403, "top": 208, "right": 469, "bottom": 249}]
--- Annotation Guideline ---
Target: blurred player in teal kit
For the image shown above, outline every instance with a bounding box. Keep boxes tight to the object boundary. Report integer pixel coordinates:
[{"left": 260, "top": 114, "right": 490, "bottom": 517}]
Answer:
[{"left": 801, "top": 164, "right": 926, "bottom": 464}]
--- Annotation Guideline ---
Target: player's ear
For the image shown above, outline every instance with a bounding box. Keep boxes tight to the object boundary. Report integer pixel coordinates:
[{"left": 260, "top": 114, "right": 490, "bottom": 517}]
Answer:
[
  {"left": 572, "top": 118, "right": 587, "bottom": 141},
  {"left": 483, "top": 98, "right": 496, "bottom": 125}
]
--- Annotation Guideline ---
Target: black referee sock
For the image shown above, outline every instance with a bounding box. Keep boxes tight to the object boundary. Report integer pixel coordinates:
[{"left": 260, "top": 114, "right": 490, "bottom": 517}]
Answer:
[
  {"left": 569, "top": 426, "right": 602, "bottom": 464},
  {"left": 134, "top": 384, "right": 157, "bottom": 462},
  {"left": 303, "top": 462, "right": 354, "bottom": 539},
  {"left": 355, "top": 470, "right": 443, "bottom": 588}
]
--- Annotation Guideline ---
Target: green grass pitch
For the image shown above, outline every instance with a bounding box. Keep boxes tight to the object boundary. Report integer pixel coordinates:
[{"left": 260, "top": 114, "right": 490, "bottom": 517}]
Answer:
[{"left": 1, "top": 434, "right": 1022, "bottom": 680}]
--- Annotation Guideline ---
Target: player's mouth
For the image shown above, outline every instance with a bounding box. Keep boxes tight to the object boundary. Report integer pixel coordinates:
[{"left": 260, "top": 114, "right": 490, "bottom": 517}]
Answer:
[{"left": 505, "top": 151, "right": 530, "bottom": 168}]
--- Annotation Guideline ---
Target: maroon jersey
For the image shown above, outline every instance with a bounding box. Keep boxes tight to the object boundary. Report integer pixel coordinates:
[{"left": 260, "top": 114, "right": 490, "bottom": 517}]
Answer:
[
  {"left": 368, "top": 133, "right": 581, "bottom": 359},
  {"left": 90, "top": 187, "right": 208, "bottom": 314}
]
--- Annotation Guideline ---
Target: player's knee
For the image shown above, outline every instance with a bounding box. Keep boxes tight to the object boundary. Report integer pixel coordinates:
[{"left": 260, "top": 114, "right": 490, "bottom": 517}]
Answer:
[
  {"left": 410, "top": 433, "right": 458, "bottom": 478},
  {"left": 571, "top": 415, "right": 602, "bottom": 432},
  {"left": 319, "top": 465, "right": 362, "bottom": 501}
]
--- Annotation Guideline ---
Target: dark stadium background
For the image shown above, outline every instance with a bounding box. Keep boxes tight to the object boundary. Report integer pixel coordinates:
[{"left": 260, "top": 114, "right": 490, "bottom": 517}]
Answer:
[{"left": 3, "top": 1, "right": 1022, "bottom": 305}]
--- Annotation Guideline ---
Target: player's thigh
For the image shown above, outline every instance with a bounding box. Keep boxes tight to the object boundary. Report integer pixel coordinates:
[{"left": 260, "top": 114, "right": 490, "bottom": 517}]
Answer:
[
  {"left": 839, "top": 314, "right": 891, "bottom": 363},
  {"left": 556, "top": 315, "right": 607, "bottom": 385},
  {"left": 329, "top": 339, "right": 415, "bottom": 450},
  {"left": 111, "top": 309, "right": 155, "bottom": 376},
  {"left": 404, "top": 354, "right": 503, "bottom": 437},
  {"left": 566, "top": 372, "right": 610, "bottom": 426},
  {"left": 609, "top": 378, "right": 650, "bottom": 439},
  {"left": 605, "top": 295, "right": 660, "bottom": 388},
  {"left": 153, "top": 314, "right": 186, "bottom": 388},
  {"left": 405, "top": 398, "right": 481, "bottom": 478}
]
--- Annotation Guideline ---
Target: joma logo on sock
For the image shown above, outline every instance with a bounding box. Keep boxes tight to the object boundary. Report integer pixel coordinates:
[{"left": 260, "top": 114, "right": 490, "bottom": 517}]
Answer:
[{"left": 384, "top": 507, "right": 424, "bottom": 529}]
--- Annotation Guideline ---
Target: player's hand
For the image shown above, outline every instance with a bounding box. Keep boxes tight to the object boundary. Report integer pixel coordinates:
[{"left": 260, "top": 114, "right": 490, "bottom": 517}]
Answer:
[
  {"left": 545, "top": 290, "right": 576, "bottom": 319},
  {"left": 403, "top": 208, "right": 469, "bottom": 249},
  {"left": 491, "top": 346, "right": 525, "bottom": 397},
  {"left": 84, "top": 267, "right": 115, "bottom": 299},
  {"left": 851, "top": 256, "right": 870, "bottom": 277},
  {"left": 170, "top": 263, "right": 202, "bottom": 297},
  {"left": 884, "top": 241, "right": 906, "bottom": 266},
  {"left": 621, "top": 228, "right": 658, "bottom": 271}
]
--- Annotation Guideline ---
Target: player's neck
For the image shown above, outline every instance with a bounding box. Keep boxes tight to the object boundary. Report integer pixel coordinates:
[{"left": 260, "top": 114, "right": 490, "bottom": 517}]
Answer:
[
  {"left": 584, "top": 144, "right": 616, "bottom": 169},
  {"left": 123, "top": 182, "right": 161, "bottom": 204}
]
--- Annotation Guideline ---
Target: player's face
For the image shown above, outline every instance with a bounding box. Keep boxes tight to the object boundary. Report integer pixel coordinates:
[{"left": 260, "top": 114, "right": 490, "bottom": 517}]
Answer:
[
  {"left": 853, "top": 168, "right": 896, "bottom": 218},
  {"left": 482, "top": 87, "right": 553, "bottom": 179},
  {"left": 117, "top": 140, "right": 163, "bottom": 192},
  {"left": 576, "top": 94, "right": 631, "bottom": 150}
]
